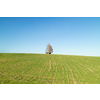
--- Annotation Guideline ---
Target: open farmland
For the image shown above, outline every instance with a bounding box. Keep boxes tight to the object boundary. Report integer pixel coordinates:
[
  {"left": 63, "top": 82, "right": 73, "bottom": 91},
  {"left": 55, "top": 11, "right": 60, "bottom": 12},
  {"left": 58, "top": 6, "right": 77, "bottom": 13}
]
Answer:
[{"left": 0, "top": 53, "right": 100, "bottom": 84}]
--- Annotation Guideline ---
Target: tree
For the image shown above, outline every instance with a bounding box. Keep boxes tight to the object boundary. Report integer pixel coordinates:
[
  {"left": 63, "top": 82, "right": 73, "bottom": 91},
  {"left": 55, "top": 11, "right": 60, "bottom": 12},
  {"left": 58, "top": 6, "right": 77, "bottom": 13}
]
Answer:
[{"left": 45, "top": 43, "right": 53, "bottom": 54}]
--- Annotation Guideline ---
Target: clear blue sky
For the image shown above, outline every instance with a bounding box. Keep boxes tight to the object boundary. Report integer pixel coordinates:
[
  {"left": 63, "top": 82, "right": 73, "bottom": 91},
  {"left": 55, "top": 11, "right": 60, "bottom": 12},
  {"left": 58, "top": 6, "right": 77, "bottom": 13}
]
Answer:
[{"left": 0, "top": 17, "right": 100, "bottom": 56}]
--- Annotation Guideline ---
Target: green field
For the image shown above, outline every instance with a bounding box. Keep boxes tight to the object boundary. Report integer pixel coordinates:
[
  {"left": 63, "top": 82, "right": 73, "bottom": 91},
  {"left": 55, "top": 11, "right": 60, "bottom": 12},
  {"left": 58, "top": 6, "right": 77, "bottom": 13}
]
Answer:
[{"left": 0, "top": 53, "right": 100, "bottom": 84}]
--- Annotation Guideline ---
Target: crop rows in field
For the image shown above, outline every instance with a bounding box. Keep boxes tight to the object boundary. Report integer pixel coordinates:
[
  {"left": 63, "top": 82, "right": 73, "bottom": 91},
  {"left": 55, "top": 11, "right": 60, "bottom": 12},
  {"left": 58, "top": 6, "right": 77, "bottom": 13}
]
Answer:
[{"left": 0, "top": 53, "right": 100, "bottom": 84}]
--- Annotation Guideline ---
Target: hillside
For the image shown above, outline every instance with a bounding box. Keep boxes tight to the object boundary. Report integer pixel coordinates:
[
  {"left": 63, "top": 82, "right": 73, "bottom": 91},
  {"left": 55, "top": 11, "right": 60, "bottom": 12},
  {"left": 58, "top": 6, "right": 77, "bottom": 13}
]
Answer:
[{"left": 0, "top": 53, "right": 100, "bottom": 84}]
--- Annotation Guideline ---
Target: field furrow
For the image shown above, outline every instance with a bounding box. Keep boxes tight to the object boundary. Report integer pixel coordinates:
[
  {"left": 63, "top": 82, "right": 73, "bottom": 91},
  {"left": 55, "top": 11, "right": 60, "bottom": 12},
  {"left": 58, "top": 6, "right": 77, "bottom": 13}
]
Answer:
[
  {"left": 48, "top": 60, "right": 51, "bottom": 72},
  {"left": 52, "top": 60, "right": 57, "bottom": 84}
]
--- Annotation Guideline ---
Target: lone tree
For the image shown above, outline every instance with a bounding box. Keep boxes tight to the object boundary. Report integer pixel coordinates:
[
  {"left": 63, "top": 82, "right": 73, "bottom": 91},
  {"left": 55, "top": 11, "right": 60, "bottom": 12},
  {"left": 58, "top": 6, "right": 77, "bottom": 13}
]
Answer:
[{"left": 45, "top": 43, "right": 53, "bottom": 54}]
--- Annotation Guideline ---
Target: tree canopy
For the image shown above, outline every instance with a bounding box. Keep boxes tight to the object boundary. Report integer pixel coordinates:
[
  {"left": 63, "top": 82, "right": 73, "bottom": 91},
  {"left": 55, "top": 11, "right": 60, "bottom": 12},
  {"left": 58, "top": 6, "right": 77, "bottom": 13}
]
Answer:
[{"left": 45, "top": 43, "right": 53, "bottom": 54}]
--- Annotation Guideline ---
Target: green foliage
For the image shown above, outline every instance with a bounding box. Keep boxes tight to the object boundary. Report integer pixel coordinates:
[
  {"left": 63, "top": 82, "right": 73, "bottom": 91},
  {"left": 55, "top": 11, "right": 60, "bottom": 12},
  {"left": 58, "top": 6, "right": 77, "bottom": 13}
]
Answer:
[{"left": 0, "top": 53, "right": 100, "bottom": 84}]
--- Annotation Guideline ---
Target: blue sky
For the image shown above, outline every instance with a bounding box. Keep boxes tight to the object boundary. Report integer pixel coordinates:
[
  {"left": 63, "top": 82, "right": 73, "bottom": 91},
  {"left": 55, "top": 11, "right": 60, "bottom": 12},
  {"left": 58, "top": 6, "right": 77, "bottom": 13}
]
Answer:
[{"left": 0, "top": 17, "right": 100, "bottom": 56}]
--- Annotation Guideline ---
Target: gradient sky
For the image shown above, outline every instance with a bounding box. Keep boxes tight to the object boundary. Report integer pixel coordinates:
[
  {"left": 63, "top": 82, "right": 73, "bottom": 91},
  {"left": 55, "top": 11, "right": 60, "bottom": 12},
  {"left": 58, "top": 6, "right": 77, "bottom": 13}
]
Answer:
[{"left": 0, "top": 17, "right": 100, "bottom": 56}]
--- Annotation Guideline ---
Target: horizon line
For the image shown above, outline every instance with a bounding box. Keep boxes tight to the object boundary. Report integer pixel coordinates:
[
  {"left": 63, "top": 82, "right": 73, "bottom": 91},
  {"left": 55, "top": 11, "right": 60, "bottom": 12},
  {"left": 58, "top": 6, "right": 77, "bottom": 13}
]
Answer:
[{"left": 0, "top": 53, "right": 100, "bottom": 57}]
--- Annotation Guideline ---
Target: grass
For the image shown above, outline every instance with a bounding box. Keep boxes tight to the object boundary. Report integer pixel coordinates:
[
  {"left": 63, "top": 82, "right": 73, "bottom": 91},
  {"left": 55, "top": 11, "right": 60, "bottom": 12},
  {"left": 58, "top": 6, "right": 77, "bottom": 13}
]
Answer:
[{"left": 0, "top": 53, "right": 100, "bottom": 84}]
